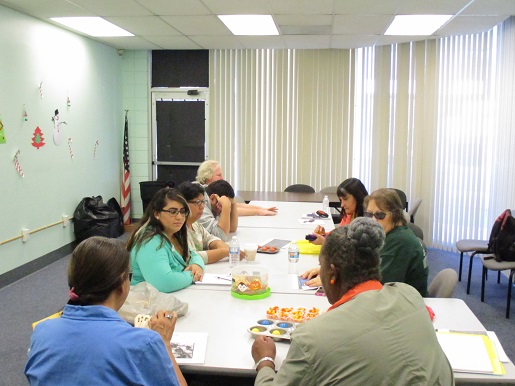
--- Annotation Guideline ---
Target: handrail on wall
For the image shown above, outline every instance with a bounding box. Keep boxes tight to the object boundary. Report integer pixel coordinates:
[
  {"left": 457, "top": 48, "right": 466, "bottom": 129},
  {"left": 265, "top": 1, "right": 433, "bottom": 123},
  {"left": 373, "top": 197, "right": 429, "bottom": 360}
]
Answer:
[{"left": 0, "top": 218, "right": 71, "bottom": 246}]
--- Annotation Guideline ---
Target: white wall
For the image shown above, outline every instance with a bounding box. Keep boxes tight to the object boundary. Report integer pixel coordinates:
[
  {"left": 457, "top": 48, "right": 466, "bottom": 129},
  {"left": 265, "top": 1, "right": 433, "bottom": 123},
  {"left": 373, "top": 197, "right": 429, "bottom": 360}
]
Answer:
[{"left": 0, "top": 6, "right": 124, "bottom": 275}]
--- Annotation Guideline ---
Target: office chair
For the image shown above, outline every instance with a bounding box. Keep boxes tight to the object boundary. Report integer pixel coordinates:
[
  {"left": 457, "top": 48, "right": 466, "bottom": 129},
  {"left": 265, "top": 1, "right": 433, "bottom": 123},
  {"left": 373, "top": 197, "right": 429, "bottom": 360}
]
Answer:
[
  {"left": 391, "top": 188, "right": 408, "bottom": 212},
  {"left": 408, "top": 198, "right": 422, "bottom": 223},
  {"left": 455, "top": 239, "right": 489, "bottom": 287},
  {"left": 428, "top": 269, "right": 458, "bottom": 298},
  {"left": 284, "top": 184, "right": 315, "bottom": 193},
  {"left": 407, "top": 223, "right": 424, "bottom": 240},
  {"left": 319, "top": 186, "right": 337, "bottom": 194},
  {"left": 480, "top": 255, "right": 515, "bottom": 318}
]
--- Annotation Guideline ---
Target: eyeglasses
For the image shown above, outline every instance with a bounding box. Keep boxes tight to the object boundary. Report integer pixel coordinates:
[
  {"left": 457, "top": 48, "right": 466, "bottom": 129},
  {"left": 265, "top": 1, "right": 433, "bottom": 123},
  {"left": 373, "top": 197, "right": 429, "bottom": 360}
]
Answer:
[
  {"left": 161, "top": 208, "right": 188, "bottom": 217},
  {"left": 364, "top": 211, "right": 390, "bottom": 220},
  {"left": 188, "top": 199, "right": 208, "bottom": 208}
]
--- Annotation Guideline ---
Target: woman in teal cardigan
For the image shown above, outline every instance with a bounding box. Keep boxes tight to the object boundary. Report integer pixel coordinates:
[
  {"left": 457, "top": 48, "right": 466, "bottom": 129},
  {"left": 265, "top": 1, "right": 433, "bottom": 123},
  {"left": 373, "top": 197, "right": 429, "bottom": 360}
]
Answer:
[{"left": 127, "top": 188, "right": 204, "bottom": 292}]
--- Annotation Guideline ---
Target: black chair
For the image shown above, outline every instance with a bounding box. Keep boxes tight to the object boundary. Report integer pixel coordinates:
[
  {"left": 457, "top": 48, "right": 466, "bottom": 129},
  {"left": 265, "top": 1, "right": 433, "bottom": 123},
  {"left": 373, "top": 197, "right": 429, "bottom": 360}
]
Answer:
[
  {"left": 284, "top": 184, "right": 315, "bottom": 193},
  {"left": 391, "top": 188, "right": 408, "bottom": 212}
]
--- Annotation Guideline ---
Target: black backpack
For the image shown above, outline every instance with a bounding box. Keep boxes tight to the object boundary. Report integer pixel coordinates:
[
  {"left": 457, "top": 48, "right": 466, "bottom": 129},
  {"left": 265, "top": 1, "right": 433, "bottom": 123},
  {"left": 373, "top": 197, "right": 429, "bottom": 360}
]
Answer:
[{"left": 487, "top": 209, "right": 515, "bottom": 262}]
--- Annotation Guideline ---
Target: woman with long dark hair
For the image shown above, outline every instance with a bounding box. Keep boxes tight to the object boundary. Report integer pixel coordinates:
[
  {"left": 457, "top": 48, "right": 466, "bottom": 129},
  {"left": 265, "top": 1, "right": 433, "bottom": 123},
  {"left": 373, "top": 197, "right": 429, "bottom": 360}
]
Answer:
[{"left": 127, "top": 188, "right": 204, "bottom": 292}]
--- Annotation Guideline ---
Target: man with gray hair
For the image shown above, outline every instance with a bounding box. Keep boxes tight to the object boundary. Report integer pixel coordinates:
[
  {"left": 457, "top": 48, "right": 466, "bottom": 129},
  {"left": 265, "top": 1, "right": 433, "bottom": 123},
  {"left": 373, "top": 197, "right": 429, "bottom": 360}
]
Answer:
[{"left": 196, "top": 160, "right": 278, "bottom": 216}]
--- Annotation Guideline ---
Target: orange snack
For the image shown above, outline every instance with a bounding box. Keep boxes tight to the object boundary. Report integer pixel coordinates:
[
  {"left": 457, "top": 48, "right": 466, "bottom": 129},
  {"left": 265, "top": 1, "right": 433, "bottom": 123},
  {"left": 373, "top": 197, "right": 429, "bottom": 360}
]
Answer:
[
  {"left": 279, "top": 312, "right": 290, "bottom": 321},
  {"left": 280, "top": 307, "right": 293, "bottom": 313},
  {"left": 308, "top": 307, "right": 320, "bottom": 314},
  {"left": 291, "top": 314, "right": 304, "bottom": 323}
]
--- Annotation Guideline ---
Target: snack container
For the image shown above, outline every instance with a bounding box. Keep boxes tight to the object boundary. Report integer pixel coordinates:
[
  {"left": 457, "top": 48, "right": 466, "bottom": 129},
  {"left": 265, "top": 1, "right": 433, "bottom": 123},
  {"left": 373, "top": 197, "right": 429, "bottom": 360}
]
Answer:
[
  {"left": 265, "top": 306, "right": 321, "bottom": 322},
  {"left": 248, "top": 319, "right": 297, "bottom": 341},
  {"left": 231, "top": 265, "right": 270, "bottom": 299}
]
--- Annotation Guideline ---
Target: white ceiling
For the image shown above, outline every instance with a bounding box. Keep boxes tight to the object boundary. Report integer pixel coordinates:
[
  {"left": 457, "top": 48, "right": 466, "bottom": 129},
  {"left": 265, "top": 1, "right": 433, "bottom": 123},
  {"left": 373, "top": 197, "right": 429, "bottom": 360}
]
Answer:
[{"left": 1, "top": 0, "right": 514, "bottom": 50}]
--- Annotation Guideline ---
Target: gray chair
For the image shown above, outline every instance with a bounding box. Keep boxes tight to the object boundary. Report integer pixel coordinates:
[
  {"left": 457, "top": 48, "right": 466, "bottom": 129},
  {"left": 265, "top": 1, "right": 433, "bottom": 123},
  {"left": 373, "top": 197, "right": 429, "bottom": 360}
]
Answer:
[
  {"left": 284, "top": 184, "right": 315, "bottom": 193},
  {"left": 428, "top": 268, "right": 458, "bottom": 298},
  {"left": 480, "top": 255, "right": 515, "bottom": 318},
  {"left": 408, "top": 198, "right": 422, "bottom": 223},
  {"left": 455, "top": 239, "right": 489, "bottom": 287},
  {"left": 407, "top": 222, "right": 424, "bottom": 240},
  {"left": 320, "top": 186, "right": 337, "bottom": 194}
]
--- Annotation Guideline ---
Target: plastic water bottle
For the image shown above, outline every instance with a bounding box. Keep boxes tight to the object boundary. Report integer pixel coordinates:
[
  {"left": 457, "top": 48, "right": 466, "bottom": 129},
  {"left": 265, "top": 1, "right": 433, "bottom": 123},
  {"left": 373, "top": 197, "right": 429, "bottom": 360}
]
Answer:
[
  {"left": 288, "top": 241, "right": 300, "bottom": 274},
  {"left": 229, "top": 236, "right": 240, "bottom": 268},
  {"left": 322, "top": 195, "right": 330, "bottom": 214}
]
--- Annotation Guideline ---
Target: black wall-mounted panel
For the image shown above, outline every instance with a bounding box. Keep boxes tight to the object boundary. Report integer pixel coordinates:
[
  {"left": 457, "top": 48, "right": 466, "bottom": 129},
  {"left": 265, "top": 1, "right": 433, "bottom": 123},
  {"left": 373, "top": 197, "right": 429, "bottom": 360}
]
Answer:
[{"left": 152, "top": 50, "right": 209, "bottom": 87}]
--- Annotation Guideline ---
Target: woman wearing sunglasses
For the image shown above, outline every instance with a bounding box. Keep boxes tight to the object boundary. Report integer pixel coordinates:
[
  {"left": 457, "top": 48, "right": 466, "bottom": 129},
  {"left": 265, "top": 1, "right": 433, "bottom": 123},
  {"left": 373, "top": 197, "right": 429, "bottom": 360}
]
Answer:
[
  {"left": 127, "top": 188, "right": 205, "bottom": 293},
  {"left": 177, "top": 181, "right": 233, "bottom": 264},
  {"left": 364, "top": 188, "right": 428, "bottom": 297}
]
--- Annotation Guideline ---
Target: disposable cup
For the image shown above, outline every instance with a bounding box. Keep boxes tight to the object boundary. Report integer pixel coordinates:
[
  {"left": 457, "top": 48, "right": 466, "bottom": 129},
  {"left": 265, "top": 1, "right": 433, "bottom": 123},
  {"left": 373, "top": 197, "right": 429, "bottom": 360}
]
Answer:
[{"left": 244, "top": 243, "right": 258, "bottom": 261}]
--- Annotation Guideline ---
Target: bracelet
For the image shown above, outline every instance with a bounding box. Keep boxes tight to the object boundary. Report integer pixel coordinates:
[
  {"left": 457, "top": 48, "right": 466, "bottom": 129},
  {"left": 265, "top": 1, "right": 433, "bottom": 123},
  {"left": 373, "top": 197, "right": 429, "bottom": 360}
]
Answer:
[{"left": 255, "top": 356, "right": 275, "bottom": 371}]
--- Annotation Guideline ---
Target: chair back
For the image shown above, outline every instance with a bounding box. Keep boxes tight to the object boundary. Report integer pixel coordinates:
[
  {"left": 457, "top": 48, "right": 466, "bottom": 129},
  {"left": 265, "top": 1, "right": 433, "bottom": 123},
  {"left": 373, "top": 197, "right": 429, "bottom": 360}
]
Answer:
[
  {"left": 407, "top": 223, "right": 424, "bottom": 241},
  {"left": 284, "top": 184, "right": 315, "bottom": 193},
  {"left": 408, "top": 198, "right": 422, "bottom": 223},
  {"left": 391, "top": 188, "right": 408, "bottom": 211},
  {"left": 320, "top": 186, "right": 337, "bottom": 194},
  {"left": 428, "top": 269, "right": 458, "bottom": 298}
]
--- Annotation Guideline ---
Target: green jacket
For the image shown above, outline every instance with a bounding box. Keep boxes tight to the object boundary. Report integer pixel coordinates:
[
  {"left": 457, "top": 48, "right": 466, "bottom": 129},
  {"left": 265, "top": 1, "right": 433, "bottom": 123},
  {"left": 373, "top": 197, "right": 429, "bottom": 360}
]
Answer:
[{"left": 381, "top": 225, "right": 428, "bottom": 297}]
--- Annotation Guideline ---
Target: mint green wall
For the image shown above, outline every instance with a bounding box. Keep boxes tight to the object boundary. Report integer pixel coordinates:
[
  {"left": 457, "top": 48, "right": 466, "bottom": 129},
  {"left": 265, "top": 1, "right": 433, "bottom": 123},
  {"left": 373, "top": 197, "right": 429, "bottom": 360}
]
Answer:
[
  {"left": 0, "top": 6, "right": 124, "bottom": 275},
  {"left": 122, "top": 50, "right": 151, "bottom": 220}
]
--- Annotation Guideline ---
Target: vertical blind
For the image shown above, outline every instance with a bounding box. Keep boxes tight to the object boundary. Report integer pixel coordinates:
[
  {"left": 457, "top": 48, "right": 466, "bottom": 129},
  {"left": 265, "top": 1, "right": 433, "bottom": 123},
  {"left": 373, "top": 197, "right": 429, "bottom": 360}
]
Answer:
[{"left": 208, "top": 17, "right": 515, "bottom": 250}]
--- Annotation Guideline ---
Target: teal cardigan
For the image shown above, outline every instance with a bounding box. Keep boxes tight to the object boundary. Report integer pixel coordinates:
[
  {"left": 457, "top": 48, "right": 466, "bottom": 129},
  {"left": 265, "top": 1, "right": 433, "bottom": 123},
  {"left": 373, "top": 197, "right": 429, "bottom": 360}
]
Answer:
[{"left": 130, "top": 234, "right": 204, "bottom": 293}]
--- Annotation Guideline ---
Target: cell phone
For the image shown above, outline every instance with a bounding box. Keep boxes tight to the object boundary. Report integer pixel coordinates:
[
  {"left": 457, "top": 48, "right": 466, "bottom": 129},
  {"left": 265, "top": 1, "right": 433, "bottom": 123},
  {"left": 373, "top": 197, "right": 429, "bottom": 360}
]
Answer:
[
  {"left": 305, "top": 234, "right": 317, "bottom": 241},
  {"left": 315, "top": 287, "right": 326, "bottom": 296},
  {"left": 316, "top": 210, "right": 329, "bottom": 218}
]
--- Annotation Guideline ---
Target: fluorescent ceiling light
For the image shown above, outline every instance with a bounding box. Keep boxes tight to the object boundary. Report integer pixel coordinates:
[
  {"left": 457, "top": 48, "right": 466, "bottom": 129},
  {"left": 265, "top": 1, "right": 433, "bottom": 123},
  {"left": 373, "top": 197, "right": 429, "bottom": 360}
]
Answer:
[
  {"left": 385, "top": 15, "right": 452, "bottom": 36},
  {"left": 51, "top": 17, "right": 133, "bottom": 37},
  {"left": 218, "top": 15, "right": 279, "bottom": 35}
]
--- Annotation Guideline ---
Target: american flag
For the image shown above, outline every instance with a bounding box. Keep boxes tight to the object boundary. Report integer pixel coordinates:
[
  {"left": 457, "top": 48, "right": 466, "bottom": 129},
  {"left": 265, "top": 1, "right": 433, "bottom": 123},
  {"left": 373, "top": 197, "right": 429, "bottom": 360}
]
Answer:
[{"left": 121, "top": 111, "right": 131, "bottom": 225}]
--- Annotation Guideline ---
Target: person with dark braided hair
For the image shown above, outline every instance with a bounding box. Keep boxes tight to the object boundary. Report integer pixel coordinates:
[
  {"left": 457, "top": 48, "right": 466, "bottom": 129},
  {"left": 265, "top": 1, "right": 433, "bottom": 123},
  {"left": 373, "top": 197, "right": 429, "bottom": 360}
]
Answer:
[
  {"left": 251, "top": 218, "right": 453, "bottom": 386},
  {"left": 25, "top": 236, "right": 187, "bottom": 386}
]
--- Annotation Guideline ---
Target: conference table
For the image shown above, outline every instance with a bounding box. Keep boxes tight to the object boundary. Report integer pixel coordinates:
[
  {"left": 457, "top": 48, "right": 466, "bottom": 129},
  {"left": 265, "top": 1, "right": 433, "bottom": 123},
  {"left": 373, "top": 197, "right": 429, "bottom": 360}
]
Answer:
[
  {"left": 235, "top": 190, "right": 340, "bottom": 210},
  {"left": 174, "top": 200, "right": 515, "bottom": 384}
]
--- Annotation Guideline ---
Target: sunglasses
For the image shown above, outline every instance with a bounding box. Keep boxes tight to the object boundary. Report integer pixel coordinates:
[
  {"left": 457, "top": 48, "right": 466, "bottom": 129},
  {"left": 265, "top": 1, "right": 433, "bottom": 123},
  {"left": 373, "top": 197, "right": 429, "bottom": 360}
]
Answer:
[
  {"left": 161, "top": 208, "right": 188, "bottom": 217},
  {"left": 128, "top": 271, "right": 133, "bottom": 281},
  {"left": 364, "top": 211, "right": 390, "bottom": 220}
]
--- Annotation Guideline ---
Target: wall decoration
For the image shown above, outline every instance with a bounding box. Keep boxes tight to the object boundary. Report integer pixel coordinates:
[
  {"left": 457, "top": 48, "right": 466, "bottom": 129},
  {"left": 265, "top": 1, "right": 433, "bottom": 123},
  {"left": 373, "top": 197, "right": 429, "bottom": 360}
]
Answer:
[
  {"left": 51, "top": 109, "right": 67, "bottom": 145},
  {"left": 13, "top": 150, "right": 24, "bottom": 177},
  {"left": 0, "top": 117, "right": 6, "bottom": 144},
  {"left": 67, "top": 95, "right": 71, "bottom": 108},
  {"left": 67, "top": 137, "right": 74, "bottom": 159},
  {"left": 39, "top": 81, "right": 43, "bottom": 98},
  {"left": 93, "top": 139, "right": 100, "bottom": 159},
  {"left": 31, "top": 126, "right": 45, "bottom": 149},
  {"left": 23, "top": 105, "right": 28, "bottom": 121}
]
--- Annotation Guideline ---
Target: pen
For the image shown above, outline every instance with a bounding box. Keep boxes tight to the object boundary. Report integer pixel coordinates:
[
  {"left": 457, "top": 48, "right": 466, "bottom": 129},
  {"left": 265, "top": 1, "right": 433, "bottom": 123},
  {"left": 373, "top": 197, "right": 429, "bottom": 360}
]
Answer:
[{"left": 216, "top": 276, "right": 232, "bottom": 281}]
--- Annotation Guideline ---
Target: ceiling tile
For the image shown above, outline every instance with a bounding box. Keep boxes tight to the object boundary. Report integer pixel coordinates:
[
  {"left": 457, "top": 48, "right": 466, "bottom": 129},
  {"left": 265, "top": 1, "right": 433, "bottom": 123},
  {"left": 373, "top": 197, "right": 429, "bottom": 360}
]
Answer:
[
  {"left": 238, "top": 36, "right": 287, "bottom": 49},
  {"left": 284, "top": 35, "right": 331, "bottom": 49},
  {"left": 200, "top": 0, "right": 271, "bottom": 15},
  {"left": 275, "top": 14, "right": 333, "bottom": 26},
  {"left": 106, "top": 16, "right": 181, "bottom": 36},
  {"left": 133, "top": 0, "right": 211, "bottom": 15},
  {"left": 269, "top": 0, "right": 333, "bottom": 15},
  {"left": 144, "top": 35, "right": 202, "bottom": 49},
  {"left": 94, "top": 36, "right": 162, "bottom": 50},
  {"left": 70, "top": 0, "right": 152, "bottom": 17},
  {"left": 334, "top": 0, "right": 402, "bottom": 15},
  {"left": 189, "top": 35, "right": 245, "bottom": 49},
  {"left": 160, "top": 15, "right": 229, "bottom": 35},
  {"left": 331, "top": 35, "right": 379, "bottom": 49},
  {"left": 333, "top": 15, "right": 392, "bottom": 34},
  {"left": 436, "top": 15, "right": 508, "bottom": 36},
  {"left": 461, "top": 0, "right": 515, "bottom": 15}
]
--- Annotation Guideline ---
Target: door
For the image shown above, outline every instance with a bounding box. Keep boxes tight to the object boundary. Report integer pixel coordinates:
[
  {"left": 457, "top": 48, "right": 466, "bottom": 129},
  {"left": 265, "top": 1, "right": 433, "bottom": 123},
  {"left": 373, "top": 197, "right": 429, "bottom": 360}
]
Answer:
[{"left": 151, "top": 89, "right": 209, "bottom": 185}]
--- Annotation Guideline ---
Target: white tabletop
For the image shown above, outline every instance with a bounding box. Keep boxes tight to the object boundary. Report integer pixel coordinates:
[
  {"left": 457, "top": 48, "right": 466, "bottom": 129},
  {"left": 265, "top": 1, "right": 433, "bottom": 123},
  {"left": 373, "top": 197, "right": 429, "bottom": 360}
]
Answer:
[
  {"left": 237, "top": 201, "right": 335, "bottom": 230},
  {"left": 174, "top": 289, "right": 515, "bottom": 382},
  {"left": 178, "top": 201, "right": 515, "bottom": 382}
]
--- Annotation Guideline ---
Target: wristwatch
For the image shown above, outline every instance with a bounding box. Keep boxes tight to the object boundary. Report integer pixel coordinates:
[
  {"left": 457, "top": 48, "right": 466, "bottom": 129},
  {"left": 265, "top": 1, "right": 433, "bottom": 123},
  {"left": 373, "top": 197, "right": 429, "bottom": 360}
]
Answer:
[{"left": 255, "top": 356, "right": 275, "bottom": 371}]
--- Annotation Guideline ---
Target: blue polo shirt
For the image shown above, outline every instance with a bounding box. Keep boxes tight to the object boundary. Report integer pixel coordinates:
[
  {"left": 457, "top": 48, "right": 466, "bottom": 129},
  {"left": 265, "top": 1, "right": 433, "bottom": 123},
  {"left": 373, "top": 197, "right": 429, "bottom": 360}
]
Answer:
[{"left": 25, "top": 305, "right": 180, "bottom": 386}]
